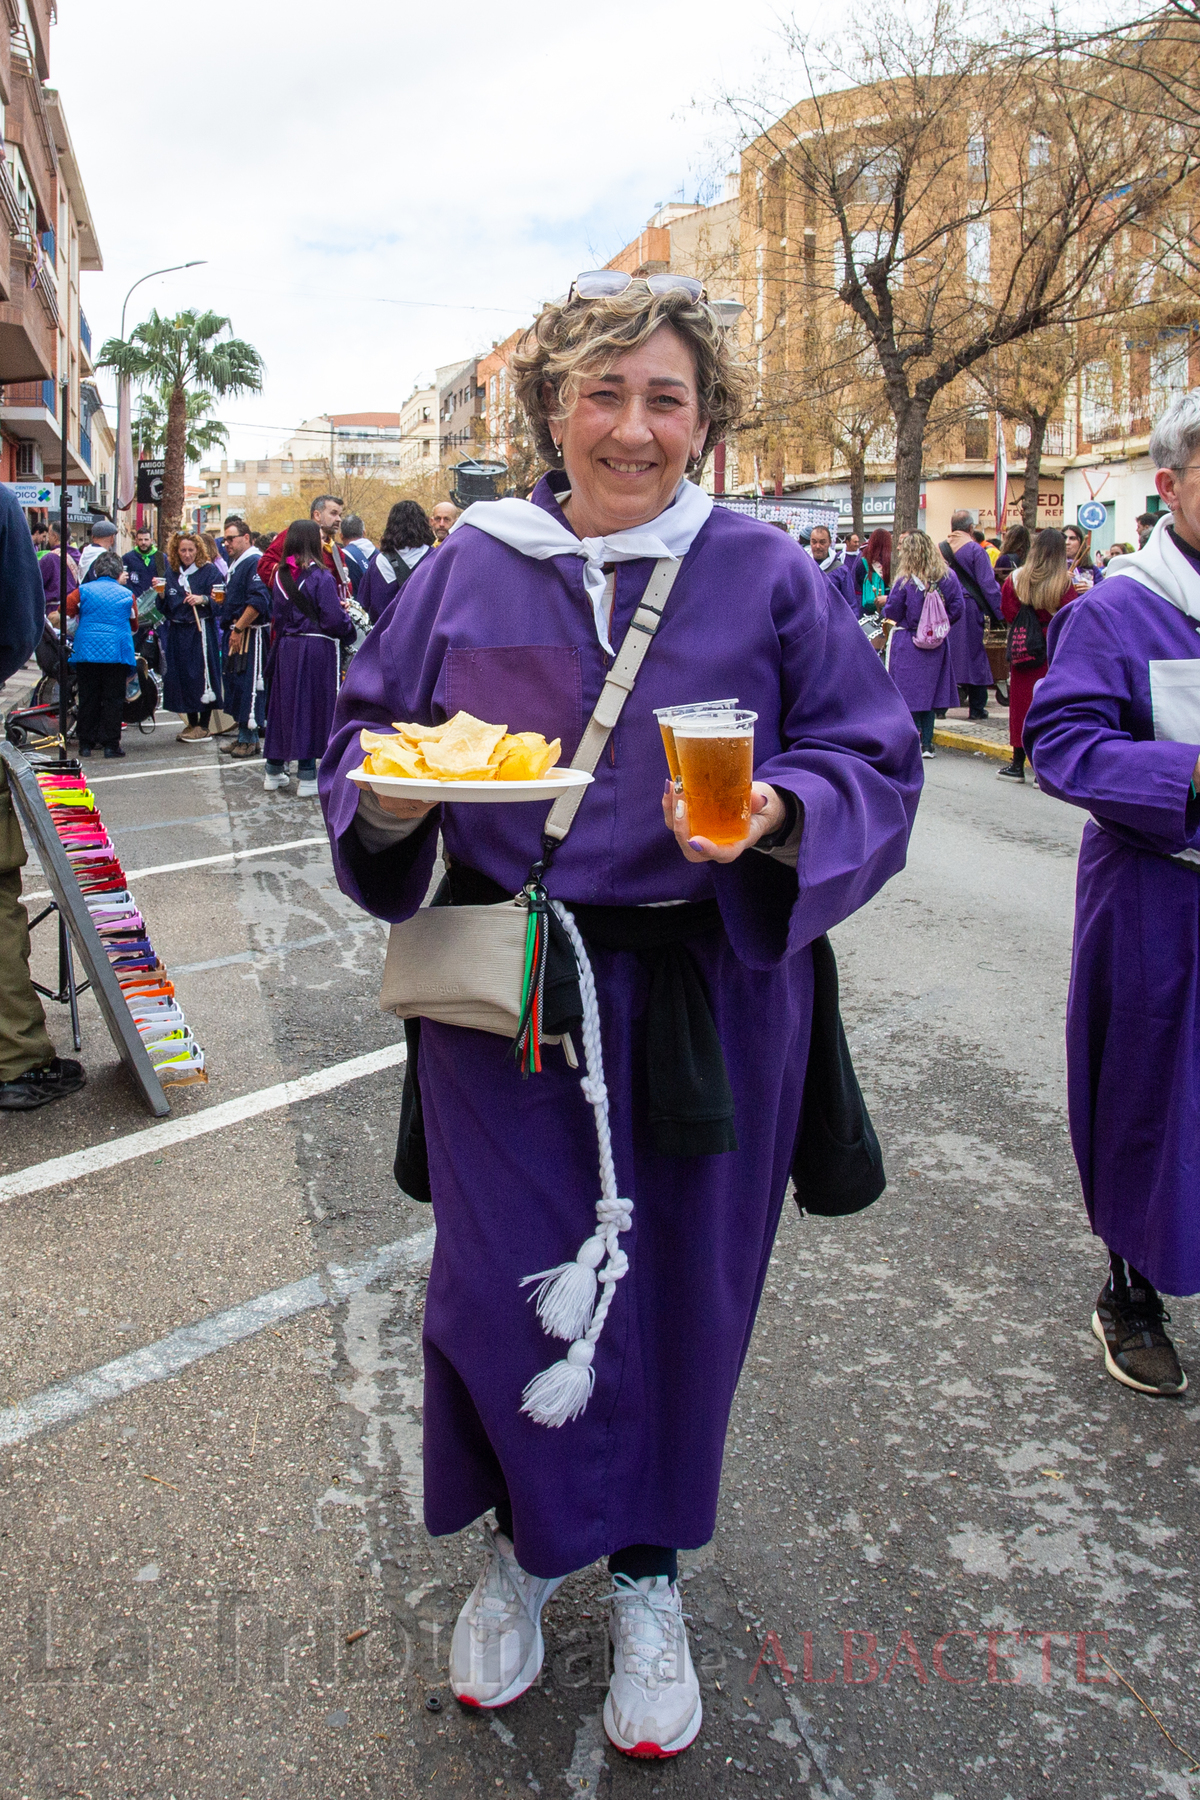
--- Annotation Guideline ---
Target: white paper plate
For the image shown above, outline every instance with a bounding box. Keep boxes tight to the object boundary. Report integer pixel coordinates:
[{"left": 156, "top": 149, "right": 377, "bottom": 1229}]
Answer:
[{"left": 347, "top": 763, "right": 594, "bottom": 804}]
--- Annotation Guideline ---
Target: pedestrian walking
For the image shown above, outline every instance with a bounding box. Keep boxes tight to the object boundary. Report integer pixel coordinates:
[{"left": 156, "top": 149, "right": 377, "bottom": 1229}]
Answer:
[
  {"left": 322, "top": 278, "right": 921, "bottom": 1755},
  {"left": 882, "top": 531, "right": 964, "bottom": 756},
  {"left": 940, "top": 509, "right": 1003, "bottom": 719},
  {"left": 806, "top": 523, "right": 855, "bottom": 607},
  {"left": 993, "top": 522, "right": 1029, "bottom": 584},
  {"left": 218, "top": 516, "right": 271, "bottom": 759},
  {"left": 339, "top": 515, "right": 374, "bottom": 596},
  {"left": 263, "top": 520, "right": 356, "bottom": 798},
  {"left": 996, "top": 527, "right": 1074, "bottom": 783},
  {"left": 1024, "top": 392, "right": 1200, "bottom": 1396},
  {"left": 122, "top": 524, "right": 166, "bottom": 606},
  {"left": 358, "top": 501, "right": 434, "bottom": 624},
  {"left": 429, "top": 499, "right": 459, "bottom": 544},
  {"left": 1063, "top": 523, "right": 1103, "bottom": 591},
  {"left": 38, "top": 525, "right": 78, "bottom": 614},
  {"left": 162, "top": 530, "right": 223, "bottom": 742},
  {"left": 854, "top": 527, "right": 891, "bottom": 614},
  {"left": 0, "top": 482, "right": 86, "bottom": 1111},
  {"left": 69, "top": 550, "right": 137, "bottom": 760},
  {"left": 76, "top": 517, "right": 118, "bottom": 582}
]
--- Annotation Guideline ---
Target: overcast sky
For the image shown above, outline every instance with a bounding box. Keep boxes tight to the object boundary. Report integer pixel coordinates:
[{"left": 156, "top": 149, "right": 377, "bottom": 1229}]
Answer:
[{"left": 54, "top": 0, "right": 798, "bottom": 463}]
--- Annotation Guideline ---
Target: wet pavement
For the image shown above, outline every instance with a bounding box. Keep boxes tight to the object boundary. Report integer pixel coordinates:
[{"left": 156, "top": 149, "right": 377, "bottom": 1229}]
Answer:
[{"left": 2, "top": 696, "right": 1198, "bottom": 1800}]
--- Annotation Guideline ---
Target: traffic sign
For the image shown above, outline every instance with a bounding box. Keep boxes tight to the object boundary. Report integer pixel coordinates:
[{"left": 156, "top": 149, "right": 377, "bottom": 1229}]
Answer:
[{"left": 1077, "top": 500, "right": 1108, "bottom": 531}]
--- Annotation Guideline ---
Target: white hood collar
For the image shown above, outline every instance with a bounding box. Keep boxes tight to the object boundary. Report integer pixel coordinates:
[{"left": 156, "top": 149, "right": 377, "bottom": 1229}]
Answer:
[
  {"left": 1104, "top": 516, "right": 1200, "bottom": 623},
  {"left": 451, "top": 479, "right": 713, "bottom": 652}
]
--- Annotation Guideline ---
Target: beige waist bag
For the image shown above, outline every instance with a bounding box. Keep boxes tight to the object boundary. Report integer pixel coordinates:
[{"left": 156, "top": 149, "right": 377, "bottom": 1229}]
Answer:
[{"left": 377, "top": 556, "right": 683, "bottom": 1038}]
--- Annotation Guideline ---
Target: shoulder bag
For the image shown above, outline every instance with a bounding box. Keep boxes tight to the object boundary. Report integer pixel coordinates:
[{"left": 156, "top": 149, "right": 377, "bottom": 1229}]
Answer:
[{"left": 377, "top": 556, "right": 684, "bottom": 1043}]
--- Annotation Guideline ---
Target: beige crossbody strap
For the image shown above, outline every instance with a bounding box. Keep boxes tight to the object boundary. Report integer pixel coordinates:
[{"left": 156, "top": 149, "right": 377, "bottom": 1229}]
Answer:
[{"left": 543, "top": 556, "right": 685, "bottom": 844}]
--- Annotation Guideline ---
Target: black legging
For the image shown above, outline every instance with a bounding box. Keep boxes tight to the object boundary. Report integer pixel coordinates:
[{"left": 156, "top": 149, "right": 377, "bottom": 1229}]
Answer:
[
  {"left": 492, "top": 1493, "right": 677, "bottom": 1583},
  {"left": 186, "top": 709, "right": 213, "bottom": 730}
]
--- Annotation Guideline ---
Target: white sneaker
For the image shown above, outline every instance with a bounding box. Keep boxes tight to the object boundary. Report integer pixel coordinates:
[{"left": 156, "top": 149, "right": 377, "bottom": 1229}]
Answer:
[
  {"left": 263, "top": 772, "right": 289, "bottom": 791},
  {"left": 449, "top": 1521, "right": 565, "bottom": 1709},
  {"left": 603, "top": 1574, "right": 702, "bottom": 1757},
  {"left": 296, "top": 778, "right": 319, "bottom": 798}
]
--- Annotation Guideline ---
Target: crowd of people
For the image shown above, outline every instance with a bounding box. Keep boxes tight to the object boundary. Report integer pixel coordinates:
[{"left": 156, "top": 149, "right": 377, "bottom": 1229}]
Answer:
[
  {"left": 794, "top": 500, "right": 1155, "bottom": 780},
  {"left": 25, "top": 495, "right": 460, "bottom": 783}
]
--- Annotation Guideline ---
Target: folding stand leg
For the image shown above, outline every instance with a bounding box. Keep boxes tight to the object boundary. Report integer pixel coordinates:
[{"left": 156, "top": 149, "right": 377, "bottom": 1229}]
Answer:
[{"left": 58, "top": 913, "right": 82, "bottom": 1052}]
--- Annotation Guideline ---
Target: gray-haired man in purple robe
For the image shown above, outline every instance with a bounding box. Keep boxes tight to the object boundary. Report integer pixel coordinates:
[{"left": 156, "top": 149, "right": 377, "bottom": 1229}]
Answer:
[{"left": 1026, "top": 389, "right": 1200, "bottom": 1398}]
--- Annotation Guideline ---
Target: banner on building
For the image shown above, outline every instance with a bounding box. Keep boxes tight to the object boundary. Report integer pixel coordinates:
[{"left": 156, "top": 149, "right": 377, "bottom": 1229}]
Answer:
[
  {"left": 714, "top": 497, "right": 840, "bottom": 541},
  {"left": 136, "top": 460, "right": 165, "bottom": 504}
]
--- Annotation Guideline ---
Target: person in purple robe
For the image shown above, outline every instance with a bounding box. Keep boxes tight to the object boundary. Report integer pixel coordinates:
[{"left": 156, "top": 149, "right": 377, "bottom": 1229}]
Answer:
[
  {"left": 161, "top": 531, "right": 223, "bottom": 742},
  {"left": 320, "top": 280, "right": 922, "bottom": 1756},
  {"left": 940, "top": 510, "right": 1002, "bottom": 719},
  {"left": 263, "top": 520, "right": 356, "bottom": 799},
  {"left": 358, "top": 499, "right": 435, "bottom": 625},
  {"left": 882, "top": 532, "right": 964, "bottom": 758},
  {"left": 806, "top": 523, "right": 855, "bottom": 608},
  {"left": 1025, "top": 392, "right": 1200, "bottom": 1401}
]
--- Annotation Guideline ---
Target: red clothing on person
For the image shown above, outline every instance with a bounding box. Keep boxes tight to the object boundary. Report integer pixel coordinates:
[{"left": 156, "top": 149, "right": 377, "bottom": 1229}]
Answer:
[
  {"left": 1001, "top": 575, "right": 1075, "bottom": 749},
  {"left": 257, "top": 531, "right": 343, "bottom": 594}
]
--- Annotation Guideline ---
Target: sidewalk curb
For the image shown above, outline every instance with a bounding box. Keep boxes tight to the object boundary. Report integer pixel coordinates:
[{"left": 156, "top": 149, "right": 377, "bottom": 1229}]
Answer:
[{"left": 933, "top": 728, "right": 1011, "bottom": 761}]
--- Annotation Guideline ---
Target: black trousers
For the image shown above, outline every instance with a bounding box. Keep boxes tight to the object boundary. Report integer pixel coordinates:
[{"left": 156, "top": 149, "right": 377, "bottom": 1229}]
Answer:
[{"left": 76, "top": 662, "right": 127, "bottom": 750}]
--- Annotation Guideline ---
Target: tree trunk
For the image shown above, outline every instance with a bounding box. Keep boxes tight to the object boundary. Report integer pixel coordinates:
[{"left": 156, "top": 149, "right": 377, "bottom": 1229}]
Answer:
[
  {"left": 848, "top": 449, "right": 866, "bottom": 541},
  {"left": 160, "top": 381, "right": 188, "bottom": 544},
  {"left": 892, "top": 398, "right": 929, "bottom": 536},
  {"left": 1021, "top": 413, "right": 1048, "bottom": 534}
]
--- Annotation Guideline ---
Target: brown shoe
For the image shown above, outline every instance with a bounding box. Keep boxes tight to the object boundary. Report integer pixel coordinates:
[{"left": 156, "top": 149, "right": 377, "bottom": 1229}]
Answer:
[
  {"left": 177, "top": 725, "right": 211, "bottom": 742},
  {"left": 229, "top": 740, "right": 261, "bottom": 759}
]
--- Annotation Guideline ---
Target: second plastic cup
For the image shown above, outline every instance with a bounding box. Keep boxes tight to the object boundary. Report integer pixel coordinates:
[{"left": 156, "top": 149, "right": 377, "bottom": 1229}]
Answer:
[
  {"left": 673, "top": 709, "right": 758, "bottom": 845},
  {"left": 654, "top": 699, "right": 739, "bottom": 784}
]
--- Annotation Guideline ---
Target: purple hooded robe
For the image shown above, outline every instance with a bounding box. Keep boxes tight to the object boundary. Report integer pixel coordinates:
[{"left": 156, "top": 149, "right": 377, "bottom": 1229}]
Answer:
[
  {"left": 319, "top": 475, "right": 922, "bottom": 1576},
  {"left": 264, "top": 564, "right": 356, "bottom": 764},
  {"left": 883, "top": 576, "right": 964, "bottom": 712},
  {"left": 1025, "top": 543, "right": 1200, "bottom": 1293}
]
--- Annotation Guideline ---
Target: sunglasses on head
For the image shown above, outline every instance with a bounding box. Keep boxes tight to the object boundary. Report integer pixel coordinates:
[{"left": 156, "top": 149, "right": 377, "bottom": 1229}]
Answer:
[{"left": 568, "top": 270, "right": 744, "bottom": 326}]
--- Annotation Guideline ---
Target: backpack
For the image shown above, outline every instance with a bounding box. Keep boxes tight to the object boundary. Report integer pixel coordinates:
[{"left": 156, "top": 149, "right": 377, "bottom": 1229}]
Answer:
[
  {"left": 1006, "top": 604, "right": 1047, "bottom": 668},
  {"left": 913, "top": 583, "right": 951, "bottom": 649}
]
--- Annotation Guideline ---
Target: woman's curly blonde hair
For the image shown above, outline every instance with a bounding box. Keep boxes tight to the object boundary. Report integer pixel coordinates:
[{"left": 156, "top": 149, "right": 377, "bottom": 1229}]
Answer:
[
  {"left": 509, "top": 287, "right": 751, "bottom": 472},
  {"left": 166, "top": 530, "right": 210, "bottom": 574},
  {"left": 894, "top": 530, "right": 947, "bottom": 589}
]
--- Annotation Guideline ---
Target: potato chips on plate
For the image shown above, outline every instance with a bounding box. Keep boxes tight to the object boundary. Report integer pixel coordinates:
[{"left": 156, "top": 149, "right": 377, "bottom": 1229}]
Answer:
[{"left": 348, "top": 711, "right": 593, "bottom": 805}]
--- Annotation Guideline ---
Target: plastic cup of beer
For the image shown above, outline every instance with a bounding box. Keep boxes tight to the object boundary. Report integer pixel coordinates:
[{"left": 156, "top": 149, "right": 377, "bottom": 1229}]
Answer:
[
  {"left": 151, "top": 576, "right": 166, "bottom": 594},
  {"left": 654, "top": 699, "right": 738, "bottom": 785},
  {"left": 212, "top": 583, "right": 226, "bottom": 601},
  {"left": 674, "top": 709, "right": 758, "bottom": 846}
]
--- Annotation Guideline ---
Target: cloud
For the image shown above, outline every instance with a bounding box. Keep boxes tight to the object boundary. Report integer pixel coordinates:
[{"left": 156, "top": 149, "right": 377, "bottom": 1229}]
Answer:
[{"left": 57, "top": 0, "right": 794, "bottom": 458}]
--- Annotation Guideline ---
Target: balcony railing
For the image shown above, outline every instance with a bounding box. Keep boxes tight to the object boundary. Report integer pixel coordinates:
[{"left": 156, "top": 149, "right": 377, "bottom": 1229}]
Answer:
[
  {"left": 78, "top": 427, "right": 92, "bottom": 470},
  {"left": 1, "top": 377, "right": 56, "bottom": 412},
  {"left": 79, "top": 310, "right": 91, "bottom": 358}
]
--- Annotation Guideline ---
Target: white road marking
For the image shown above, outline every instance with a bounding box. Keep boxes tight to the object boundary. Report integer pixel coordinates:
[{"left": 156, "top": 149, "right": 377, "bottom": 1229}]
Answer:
[
  {"left": 0, "top": 1228, "right": 435, "bottom": 1449},
  {"left": 89, "top": 761, "right": 225, "bottom": 783},
  {"left": 0, "top": 1041, "right": 406, "bottom": 1204},
  {"left": 22, "top": 834, "right": 331, "bottom": 902}
]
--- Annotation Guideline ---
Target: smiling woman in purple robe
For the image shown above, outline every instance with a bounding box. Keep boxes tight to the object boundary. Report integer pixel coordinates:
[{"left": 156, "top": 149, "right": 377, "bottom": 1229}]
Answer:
[
  {"left": 319, "top": 279, "right": 922, "bottom": 1756},
  {"left": 1026, "top": 390, "right": 1200, "bottom": 1402}
]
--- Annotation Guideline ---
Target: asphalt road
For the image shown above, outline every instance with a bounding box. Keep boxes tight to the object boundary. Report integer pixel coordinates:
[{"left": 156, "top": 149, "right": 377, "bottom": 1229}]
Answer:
[{"left": 2, "top": 710, "right": 1198, "bottom": 1800}]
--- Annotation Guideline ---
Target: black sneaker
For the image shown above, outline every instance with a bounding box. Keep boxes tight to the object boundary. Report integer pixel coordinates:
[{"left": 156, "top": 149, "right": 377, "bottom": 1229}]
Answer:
[
  {"left": 1092, "top": 1281, "right": 1188, "bottom": 1396},
  {"left": 104, "top": 745, "right": 127, "bottom": 759},
  {"left": 997, "top": 761, "right": 1025, "bottom": 781},
  {"left": 0, "top": 1056, "right": 87, "bottom": 1111},
  {"left": 969, "top": 708, "right": 990, "bottom": 720}
]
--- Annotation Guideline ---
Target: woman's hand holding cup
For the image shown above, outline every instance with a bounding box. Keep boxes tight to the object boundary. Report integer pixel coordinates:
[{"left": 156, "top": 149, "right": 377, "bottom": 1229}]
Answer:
[{"left": 663, "top": 779, "right": 787, "bottom": 864}]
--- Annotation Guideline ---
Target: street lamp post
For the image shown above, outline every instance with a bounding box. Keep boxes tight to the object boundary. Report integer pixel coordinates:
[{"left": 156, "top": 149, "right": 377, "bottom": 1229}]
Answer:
[{"left": 114, "top": 260, "right": 206, "bottom": 534}]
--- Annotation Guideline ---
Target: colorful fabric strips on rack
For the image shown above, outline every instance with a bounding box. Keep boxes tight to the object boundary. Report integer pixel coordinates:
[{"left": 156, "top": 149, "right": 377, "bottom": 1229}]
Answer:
[{"left": 32, "top": 767, "right": 208, "bottom": 1085}]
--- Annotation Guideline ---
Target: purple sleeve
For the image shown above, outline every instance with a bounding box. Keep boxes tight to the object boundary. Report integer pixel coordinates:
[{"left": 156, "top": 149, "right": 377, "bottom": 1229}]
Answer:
[
  {"left": 713, "top": 565, "right": 923, "bottom": 968},
  {"left": 1024, "top": 597, "right": 1200, "bottom": 854},
  {"left": 318, "top": 557, "right": 450, "bottom": 920},
  {"left": 939, "top": 570, "right": 966, "bottom": 622},
  {"left": 310, "top": 566, "right": 357, "bottom": 641},
  {"left": 964, "top": 541, "right": 1003, "bottom": 614}
]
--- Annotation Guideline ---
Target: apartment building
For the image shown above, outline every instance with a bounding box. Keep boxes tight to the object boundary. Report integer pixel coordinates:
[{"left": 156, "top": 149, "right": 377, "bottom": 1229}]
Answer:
[
  {"left": 194, "top": 454, "right": 327, "bottom": 535},
  {"left": 438, "top": 359, "right": 480, "bottom": 464},
  {"left": 0, "top": 1, "right": 103, "bottom": 529},
  {"left": 397, "top": 383, "right": 437, "bottom": 474},
  {"left": 276, "top": 412, "right": 406, "bottom": 478}
]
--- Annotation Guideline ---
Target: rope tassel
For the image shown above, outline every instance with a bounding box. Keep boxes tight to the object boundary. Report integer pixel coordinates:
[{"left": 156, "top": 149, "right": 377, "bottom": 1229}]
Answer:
[{"left": 519, "top": 903, "right": 633, "bottom": 1429}]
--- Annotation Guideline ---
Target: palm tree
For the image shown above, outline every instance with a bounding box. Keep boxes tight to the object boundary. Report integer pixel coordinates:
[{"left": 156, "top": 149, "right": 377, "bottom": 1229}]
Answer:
[
  {"left": 133, "top": 385, "right": 229, "bottom": 466},
  {"left": 99, "top": 308, "right": 263, "bottom": 537}
]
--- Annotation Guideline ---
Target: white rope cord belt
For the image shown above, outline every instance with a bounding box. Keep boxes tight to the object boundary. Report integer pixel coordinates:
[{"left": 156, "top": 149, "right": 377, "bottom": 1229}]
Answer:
[{"left": 518, "top": 900, "right": 633, "bottom": 1429}]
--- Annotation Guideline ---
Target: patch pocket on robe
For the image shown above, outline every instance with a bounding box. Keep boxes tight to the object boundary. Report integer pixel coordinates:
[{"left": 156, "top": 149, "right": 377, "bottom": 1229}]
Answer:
[
  {"left": 1149, "top": 659, "right": 1200, "bottom": 744},
  {"left": 444, "top": 646, "right": 584, "bottom": 763}
]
